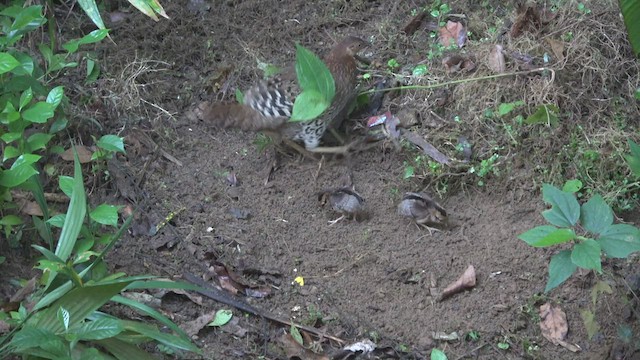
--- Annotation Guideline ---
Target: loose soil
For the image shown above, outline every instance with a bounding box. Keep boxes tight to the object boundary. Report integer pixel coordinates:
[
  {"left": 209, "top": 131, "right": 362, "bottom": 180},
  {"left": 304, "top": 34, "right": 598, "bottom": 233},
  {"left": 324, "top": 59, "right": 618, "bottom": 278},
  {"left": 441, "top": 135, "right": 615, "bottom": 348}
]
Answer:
[{"left": 2, "top": 0, "right": 640, "bottom": 359}]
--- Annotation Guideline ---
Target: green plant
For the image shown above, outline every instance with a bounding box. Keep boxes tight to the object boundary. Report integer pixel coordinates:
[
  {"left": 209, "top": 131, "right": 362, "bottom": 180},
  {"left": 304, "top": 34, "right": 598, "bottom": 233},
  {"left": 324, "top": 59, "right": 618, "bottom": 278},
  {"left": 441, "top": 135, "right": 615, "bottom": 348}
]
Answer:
[
  {"left": 430, "top": 348, "right": 448, "bottom": 360},
  {"left": 290, "top": 44, "right": 335, "bottom": 122},
  {"left": 387, "top": 58, "right": 400, "bottom": 70},
  {"left": 518, "top": 181, "right": 640, "bottom": 292}
]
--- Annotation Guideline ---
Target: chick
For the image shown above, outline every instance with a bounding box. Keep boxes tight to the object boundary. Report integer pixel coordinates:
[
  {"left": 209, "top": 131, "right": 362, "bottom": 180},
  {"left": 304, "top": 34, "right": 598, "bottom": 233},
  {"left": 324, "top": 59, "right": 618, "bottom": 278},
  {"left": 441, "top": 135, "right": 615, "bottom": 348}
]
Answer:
[
  {"left": 318, "top": 187, "right": 365, "bottom": 225},
  {"left": 397, "top": 192, "right": 447, "bottom": 233}
]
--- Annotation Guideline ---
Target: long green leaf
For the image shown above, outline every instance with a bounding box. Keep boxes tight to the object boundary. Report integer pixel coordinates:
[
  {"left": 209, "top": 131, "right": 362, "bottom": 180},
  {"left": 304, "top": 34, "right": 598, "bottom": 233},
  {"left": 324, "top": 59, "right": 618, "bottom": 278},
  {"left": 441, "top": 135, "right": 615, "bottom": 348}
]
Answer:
[
  {"left": 55, "top": 146, "right": 86, "bottom": 262},
  {"left": 620, "top": 0, "right": 640, "bottom": 56},
  {"left": 76, "top": 0, "right": 106, "bottom": 30},
  {"left": 111, "top": 295, "right": 189, "bottom": 339},
  {"left": 96, "top": 338, "right": 155, "bottom": 360},
  {"left": 121, "top": 320, "right": 201, "bottom": 353}
]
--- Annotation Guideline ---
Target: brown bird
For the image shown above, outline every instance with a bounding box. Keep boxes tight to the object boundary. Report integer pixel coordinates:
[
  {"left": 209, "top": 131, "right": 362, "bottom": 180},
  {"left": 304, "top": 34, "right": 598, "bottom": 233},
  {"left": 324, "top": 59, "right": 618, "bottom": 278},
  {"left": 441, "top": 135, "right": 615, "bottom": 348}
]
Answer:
[
  {"left": 397, "top": 192, "right": 448, "bottom": 234},
  {"left": 191, "top": 36, "right": 368, "bottom": 154},
  {"left": 318, "top": 187, "right": 365, "bottom": 225}
]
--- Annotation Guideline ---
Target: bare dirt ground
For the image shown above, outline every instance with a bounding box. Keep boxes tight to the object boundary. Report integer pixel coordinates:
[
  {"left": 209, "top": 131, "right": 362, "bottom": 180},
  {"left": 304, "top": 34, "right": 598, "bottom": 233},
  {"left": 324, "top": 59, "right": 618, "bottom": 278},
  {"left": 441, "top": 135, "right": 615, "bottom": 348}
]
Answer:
[{"left": 2, "top": 0, "right": 640, "bottom": 359}]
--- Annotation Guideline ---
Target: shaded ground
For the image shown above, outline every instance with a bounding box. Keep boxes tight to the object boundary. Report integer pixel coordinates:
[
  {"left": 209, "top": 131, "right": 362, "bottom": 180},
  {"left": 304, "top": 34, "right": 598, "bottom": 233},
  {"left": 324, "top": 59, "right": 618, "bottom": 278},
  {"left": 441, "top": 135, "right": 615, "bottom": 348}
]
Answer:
[{"left": 3, "top": 0, "right": 640, "bottom": 359}]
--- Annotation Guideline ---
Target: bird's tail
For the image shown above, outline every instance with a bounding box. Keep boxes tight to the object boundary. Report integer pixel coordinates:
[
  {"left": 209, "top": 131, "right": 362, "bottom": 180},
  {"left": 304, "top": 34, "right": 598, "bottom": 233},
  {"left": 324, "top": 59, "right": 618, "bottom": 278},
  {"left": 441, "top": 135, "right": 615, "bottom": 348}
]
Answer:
[{"left": 187, "top": 101, "right": 288, "bottom": 132}]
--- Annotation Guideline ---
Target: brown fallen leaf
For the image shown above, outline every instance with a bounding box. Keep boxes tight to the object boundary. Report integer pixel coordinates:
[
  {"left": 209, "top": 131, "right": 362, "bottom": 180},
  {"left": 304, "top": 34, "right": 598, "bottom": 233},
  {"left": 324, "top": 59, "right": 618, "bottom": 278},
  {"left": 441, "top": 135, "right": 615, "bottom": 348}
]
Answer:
[
  {"left": 511, "top": 3, "right": 542, "bottom": 38},
  {"left": 440, "top": 265, "right": 476, "bottom": 300},
  {"left": 442, "top": 55, "right": 476, "bottom": 73},
  {"left": 182, "top": 311, "right": 216, "bottom": 337},
  {"left": 546, "top": 38, "right": 565, "bottom": 62},
  {"left": 9, "top": 277, "right": 37, "bottom": 303},
  {"left": 278, "top": 333, "right": 329, "bottom": 360},
  {"left": 17, "top": 199, "right": 43, "bottom": 216},
  {"left": 439, "top": 21, "right": 466, "bottom": 48},
  {"left": 488, "top": 45, "right": 506, "bottom": 73},
  {"left": 539, "top": 303, "right": 581, "bottom": 352},
  {"left": 60, "top": 145, "right": 93, "bottom": 163}
]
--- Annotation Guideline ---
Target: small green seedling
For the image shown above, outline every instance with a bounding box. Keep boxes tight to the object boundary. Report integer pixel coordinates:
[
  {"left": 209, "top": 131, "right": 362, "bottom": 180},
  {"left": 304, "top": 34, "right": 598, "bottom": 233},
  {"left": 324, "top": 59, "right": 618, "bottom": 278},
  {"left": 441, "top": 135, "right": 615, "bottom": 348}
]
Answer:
[{"left": 518, "top": 181, "right": 640, "bottom": 292}]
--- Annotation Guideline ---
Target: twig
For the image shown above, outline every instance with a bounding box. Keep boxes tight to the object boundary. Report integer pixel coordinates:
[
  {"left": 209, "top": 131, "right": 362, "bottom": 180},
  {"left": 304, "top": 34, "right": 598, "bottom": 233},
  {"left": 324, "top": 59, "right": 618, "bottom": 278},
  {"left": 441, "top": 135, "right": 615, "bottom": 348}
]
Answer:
[
  {"left": 183, "top": 272, "right": 346, "bottom": 345},
  {"left": 453, "top": 343, "right": 490, "bottom": 360}
]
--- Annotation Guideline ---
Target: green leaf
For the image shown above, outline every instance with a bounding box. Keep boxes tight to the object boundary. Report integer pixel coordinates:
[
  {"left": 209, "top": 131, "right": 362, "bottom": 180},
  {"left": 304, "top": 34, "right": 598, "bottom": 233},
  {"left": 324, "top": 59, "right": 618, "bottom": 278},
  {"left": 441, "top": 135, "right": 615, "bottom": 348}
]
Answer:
[
  {"left": 59, "top": 176, "right": 74, "bottom": 197},
  {"left": 22, "top": 101, "right": 55, "bottom": 123},
  {"left": 12, "top": 51, "right": 35, "bottom": 76},
  {"left": 120, "top": 319, "right": 200, "bottom": 353},
  {"left": 571, "top": 239, "right": 602, "bottom": 272},
  {"left": 57, "top": 307, "right": 70, "bottom": 331},
  {"left": 85, "top": 59, "right": 100, "bottom": 84},
  {"left": 524, "top": 104, "right": 559, "bottom": 125},
  {"left": 111, "top": 293, "right": 189, "bottom": 340},
  {"left": 46, "top": 86, "right": 65, "bottom": 108},
  {"left": 1, "top": 132, "right": 22, "bottom": 143},
  {"left": 518, "top": 225, "right": 575, "bottom": 247},
  {"left": 290, "top": 324, "right": 303, "bottom": 345},
  {"left": 97, "top": 135, "right": 125, "bottom": 153},
  {"left": 96, "top": 338, "right": 156, "bottom": 360},
  {"left": 295, "top": 43, "right": 335, "bottom": 101},
  {"left": 74, "top": 318, "right": 124, "bottom": 340},
  {"left": 541, "top": 183, "right": 580, "bottom": 227},
  {"left": 290, "top": 90, "right": 330, "bottom": 122},
  {"left": 620, "top": 0, "right": 640, "bottom": 57},
  {"left": 90, "top": 204, "right": 120, "bottom": 227},
  {"left": 47, "top": 214, "right": 66, "bottom": 228},
  {"left": 598, "top": 224, "right": 640, "bottom": 258},
  {"left": 580, "top": 194, "right": 613, "bottom": 235},
  {"left": 208, "top": 309, "right": 233, "bottom": 327},
  {"left": 63, "top": 29, "right": 109, "bottom": 53},
  {"left": 0, "top": 215, "right": 23, "bottom": 226},
  {"left": 625, "top": 139, "right": 640, "bottom": 178},
  {"left": 0, "top": 52, "right": 20, "bottom": 74},
  {"left": 75, "top": 0, "right": 106, "bottom": 30},
  {"left": 8, "top": 6, "right": 46, "bottom": 43},
  {"left": 0, "top": 163, "right": 39, "bottom": 187},
  {"left": 580, "top": 309, "right": 599, "bottom": 340},
  {"left": 235, "top": 88, "right": 244, "bottom": 104},
  {"left": 3, "top": 146, "right": 21, "bottom": 161},
  {"left": 50, "top": 117, "right": 69, "bottom": 133},
  {"left": 545, "top": 250, "right": 577, "bottom": 292},
  {"left": 27, "top": 133, "right": 54, "bottom": 152},
  {"left": 412, "top": 64, "right": 428, "bottom": 76},
  {"left": 562, "top": 179, "right": 582, "bottom": 193},
  {"left": 430, "top": 348, "right": 448, "bottom": 360},
  {"left": 54, "top": 148, "right": 86, "bottom": 263},
  {"left": 1, "top": 101, "right": 20, "bottom": 123},
  {"left": 498, "top": 101, "right": 524, "bottom": 116},
  {"left": 9, "top": 326, "right": 65, "bottom": 354},
  {"left": 19, "top": 88, "right": 33, "bottom": 111},
  {"left": 128, "top": 0, "right": 169, "bottom": 21}
]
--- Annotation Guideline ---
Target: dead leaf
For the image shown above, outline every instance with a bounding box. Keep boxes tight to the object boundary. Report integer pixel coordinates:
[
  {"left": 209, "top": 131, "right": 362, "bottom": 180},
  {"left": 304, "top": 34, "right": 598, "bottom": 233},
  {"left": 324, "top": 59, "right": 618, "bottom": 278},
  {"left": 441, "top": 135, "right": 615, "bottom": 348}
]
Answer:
[
  {"left": 60, "top": 146, "right": 93, "bottom": 163},
  {"left": 511, "top": 4, "right": 542, "bottom": 38},
  {"left": 539, "top": 303, "right": 581, "bottom": 352},
  {"left": 182, "top": 311, "right": 216, "bottom": 337},
  {"left": 17, "top": 199, "right": 43, "bottom": 216},
  {"left": 278, "top": 333, "right": 329, "bottom": 360},
  {"left": 488, "top": 45, "right": 506, "bottom": 73},
  {"left": 442, "top": 55, "right": 476, "bottom": 73},
  {"left": 432, "top": 331, "right": 460, "bottom": 341},
  {"left": 440, "top": 265, "right": 476, "bottom": 300},
  {"left": 439, "top": 21, "right": 466, "bottom": 48},
  {"left": 156, "top": 288, "right": 203, "bottom": 306},
  {"left": 546, "top": 38, "right": 565, "bottom": 62},
  {"left": 9, "top": 277, "right": 37, "bottom": 303},
  {"left": 580, "top": 309, "right": 599, "bottom": 340},
  {"left": 403, "top": 11, "right": 427, "bottom": 36}
]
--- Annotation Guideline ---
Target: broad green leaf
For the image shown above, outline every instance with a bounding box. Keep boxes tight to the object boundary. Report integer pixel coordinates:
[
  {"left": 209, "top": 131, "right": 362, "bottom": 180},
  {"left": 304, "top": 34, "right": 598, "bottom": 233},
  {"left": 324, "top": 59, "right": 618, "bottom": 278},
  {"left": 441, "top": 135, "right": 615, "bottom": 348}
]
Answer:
[
  {"left": 13, "top": 153, "right": 41, "bottom": 167},
  {"left": 96, "top": 338, "right": 156, "bottom": 360},
  {"left": 498, "top": 100, "right": 524, "bottom": 116},
  {"left": 0, "top": 214, "right": 23, "bottom": 226},
  {"left": 290, "top": 90, "right": 330, "bottom": 122},
  {"left": 545, "top": 250, "right": 577, "bottom": 292},
  {"left": 571, "top": 239, "right": 602, "bottom": 272},
  {"left": 90, "top": 204, "right": 120, "bottom": 227},
  {"left": 620, "top": 0, "right": 640, "bottom": 56},
  {"left": 50, "top": 117, "right": 69, "bottom": 133},
  {"left": 59, "top": 176, "right": 74, "bottom": 197},
  {"left": 63, "top": 29, "right": 109, "bottom": 53},
  {"left": 33, "top": 281, "right": 133, "bottom": 333},
  {"left": 1, "top": 101, "right": 20, "bottom": 123},
  {"left": 74, "top": 318, "right": 124, "bottom": 340},
  {"left": 47, "top": 214, "right": 66, "bottom": 228},
  {"left": 54, "top": 149, "right": 86, "bottom": 262},
  {"left": 121, "top": 320, "right": 200, "bottom": 353},
  {"left": 9, "top": 326, "right": 65, "bottom": 353},
  {"left": 3, "top": 146, "right": 21, "bottom": 161},
  {"left": 580, "top": 194, "right": 613, "bottom": 235},
  {"left": 431, "top": 348, "right": 448, "bottom": 360},
  {"left": 0, "top": 52, "right": 20, "bottom": 74},
  {"left": 27, "top": 133, "right": 54, "bottom": 152},
  {"left": 8, "top": 6, "right": 46, "bottom": 42},
  {"left": 127, "top": 0, "right": 159, "bottom": 21},
  {"left": 541, "top": 183, "right": 580, "bottom": 227},
  {"left": 208, "top": 309, "right": 233, "bottom": 326},
  {"left": 562, "top": 179, "right": 582, "bottom": 193},
  {"left": 76, "top": 0, "right": 106, "bottom": 30},
  {"left": 524, "top": 104, "right": 559, "bottom": 125},
  {"left": 518, "top": 225, "right": 575, "bottom": 247},
  {"left": 97, "top": 135, "right": 125, "bottom": 153},
  {"left": 111, "top": 294, "right": 188, "bottom": 339},
  {"left": 22, "top": 101, "right": 55, "bottom": 123},
  {"left": 86, "top": 59, "right": 100, "bottom": 84},
  {"left": 46, "top": 86, "right": 65, "bottom": 108},
  {"left": 625, "top": 139, "right": 640, "bottom": 178},
  {"left": 598, "top": 224, "right": 640, "bottom": 258},
  {"left": 19, "top": 88, "right": 33, "bottom": 111},
  {"left": 1, "top": 132, "right": 22, "bottom": 143},
  {"left": 295, "top": 43, "right": 335, "bottom": 101},
  {"left": 143, "top": 0, "right": 169, "bottom": 19},
  {"left": 12, "top": 51, "right": 35, "bottom": 76},
  {"left": 0, "top": 163, "right": 38, "bottom": 187}
]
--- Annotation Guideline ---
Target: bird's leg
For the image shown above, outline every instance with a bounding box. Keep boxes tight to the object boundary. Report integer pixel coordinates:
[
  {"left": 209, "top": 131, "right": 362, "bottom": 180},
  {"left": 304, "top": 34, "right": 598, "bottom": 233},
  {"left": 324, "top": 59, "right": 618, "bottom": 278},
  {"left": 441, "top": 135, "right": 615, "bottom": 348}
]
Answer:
[
  {"left": 417, "top": 223, "right": 442, "bottom": 235},
  {"left": 281, "top": 138, "right": 319, "bottom": 161},
  {"left": 328, "top": 214, "right": 346, "bottom": 226}
]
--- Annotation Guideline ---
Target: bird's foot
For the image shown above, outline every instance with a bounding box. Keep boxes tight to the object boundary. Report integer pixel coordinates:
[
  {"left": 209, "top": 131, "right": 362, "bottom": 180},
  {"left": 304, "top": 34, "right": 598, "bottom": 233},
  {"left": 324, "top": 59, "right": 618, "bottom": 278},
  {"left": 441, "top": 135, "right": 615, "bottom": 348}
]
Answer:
[
  {"left": 417, "top": 223, "right": 442, "bottom": 235},
  {"left": 328, "top": 215, "right": 346, "bottom": 226}
]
